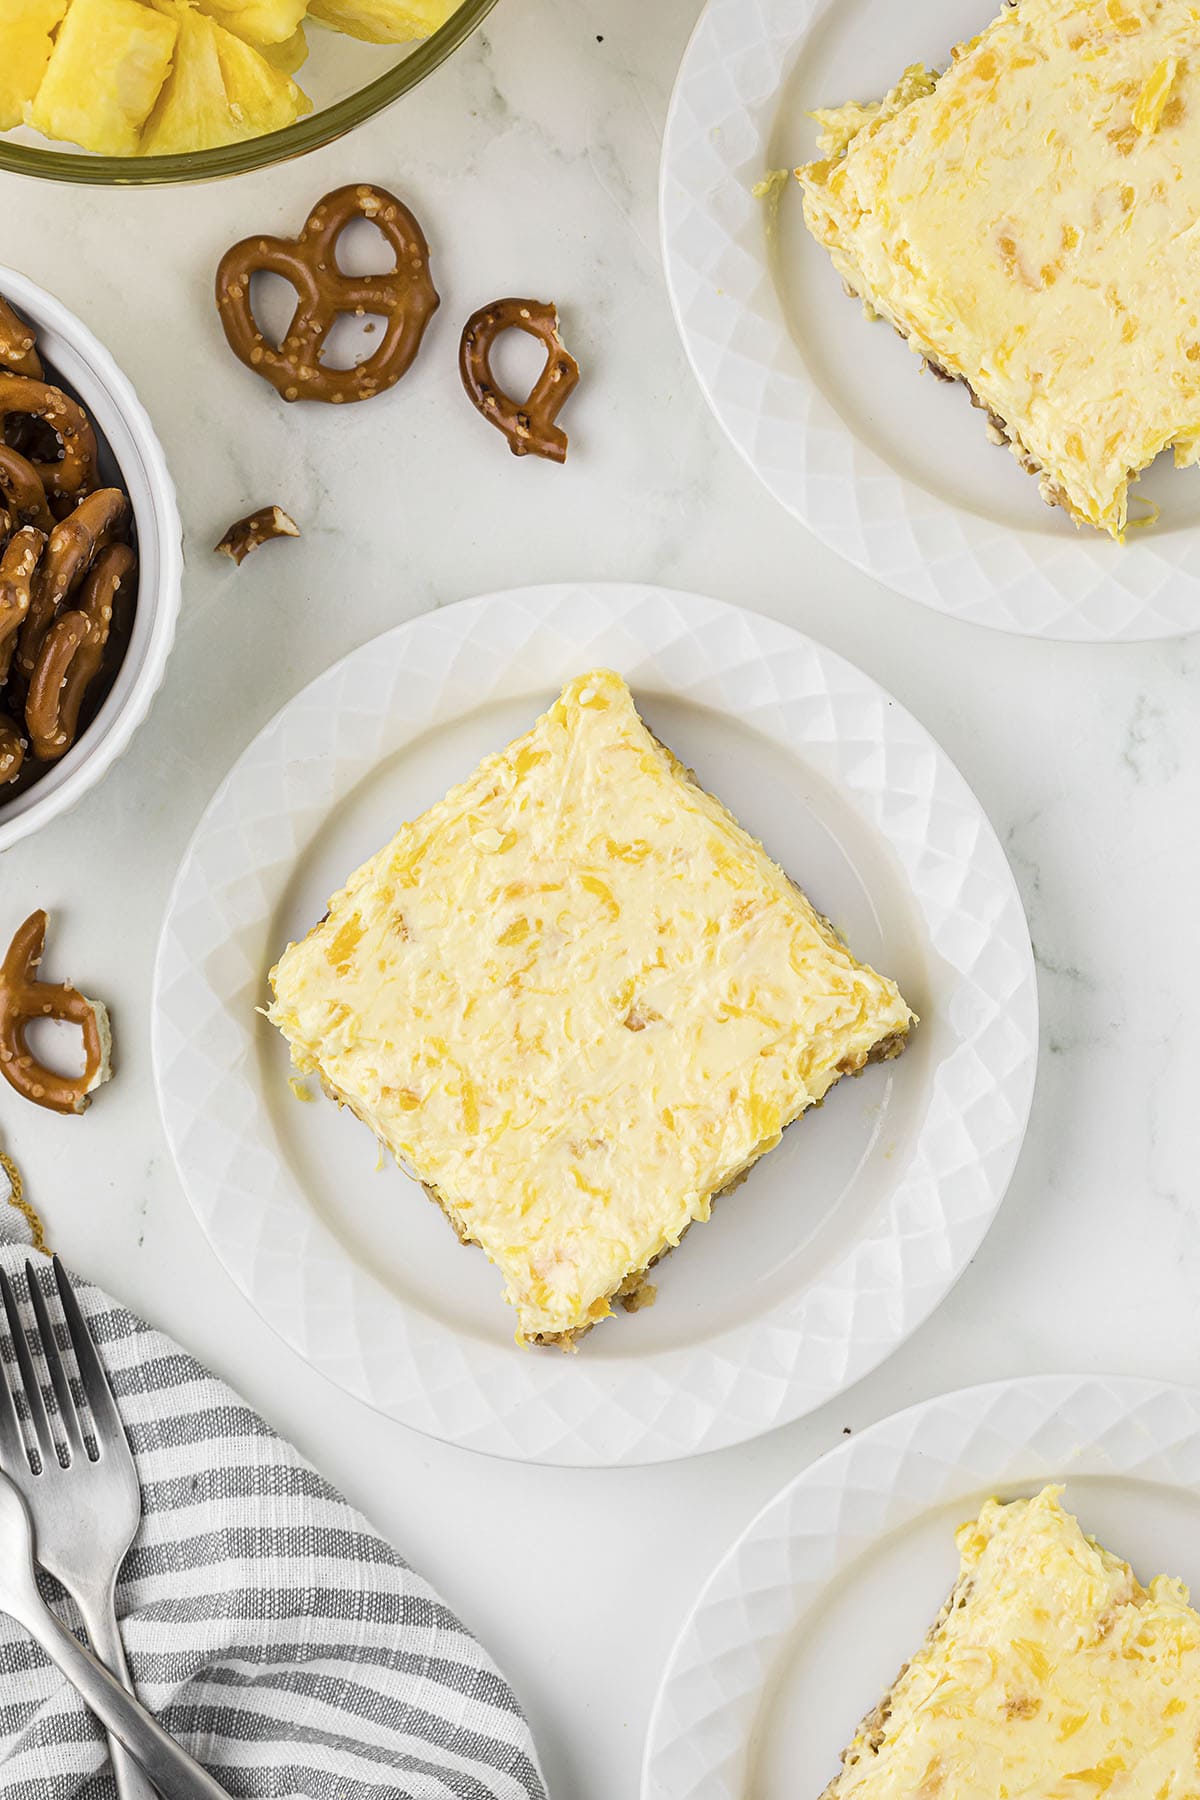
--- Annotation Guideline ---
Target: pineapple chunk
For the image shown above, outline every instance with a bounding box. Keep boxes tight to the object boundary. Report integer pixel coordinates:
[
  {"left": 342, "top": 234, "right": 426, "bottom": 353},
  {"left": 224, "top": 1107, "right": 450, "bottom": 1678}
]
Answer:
[
  {"left": 140, "top": 1, "right": 239, "bottom": 154},
  {"left": 215, "top": 27, "right": 309, "bottom": 134},
  {"left": 258, "top": 24, "right": 307, "bottom": 73},
  {"left": 28, "top": 0, "right": 176, "bottom": 155},
  {"left": 140, "top": 0, "right": 307, "bottom": 152},
  {"left": 189, "top": 0, "right": 306, "bottom": 48},
  {"left": 0, "top": 0, "right": 68, "bottom": 132},
  {"left": 308, "top": 0, "right": 454, "bottom": 45}
]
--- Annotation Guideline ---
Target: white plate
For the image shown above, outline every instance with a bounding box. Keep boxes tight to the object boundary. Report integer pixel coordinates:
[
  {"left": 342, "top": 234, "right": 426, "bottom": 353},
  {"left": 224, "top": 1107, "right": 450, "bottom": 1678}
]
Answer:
[
  {"left": 643, "top": 1373, "right": 1200, "bottom": 1799},
  {"left": 153, "top": 585, "right": 1036, "bottom": 1467},
  {"left": 660, "top": 0, "right": 1200, "bottom": 641}
]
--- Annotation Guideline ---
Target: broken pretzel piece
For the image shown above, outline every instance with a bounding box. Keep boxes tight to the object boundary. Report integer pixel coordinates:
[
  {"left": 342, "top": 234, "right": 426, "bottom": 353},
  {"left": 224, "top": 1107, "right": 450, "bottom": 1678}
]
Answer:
[
  {"left": 215, "top": 505, "right": 300, "bottom": 565},
  {"left": 0, "top": 911, "right": 112, "bottom": 1116},
  {"left": 0, "top": 446, "right": 54, "bottom": 535},
  {"left": 0, "top": 527, "right": 44, "bottom": 690},
  {"left": 0, "top": 298, "right": 41, "bottom": 381},
  {"left": 0, "top": 714, "right": 26, "bottom": 786},
  {"left": 459, "top": 298, "right": 580, "bottom": 464}
]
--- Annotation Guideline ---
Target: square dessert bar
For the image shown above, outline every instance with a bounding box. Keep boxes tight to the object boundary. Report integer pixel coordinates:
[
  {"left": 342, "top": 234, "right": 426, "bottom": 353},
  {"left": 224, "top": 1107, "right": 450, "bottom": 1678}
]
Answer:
[
  {"left": 798, "top": 0, "right": 1200, "bottom": 539},
  {"left": 268, "top": 671, "right": 914, "bottom": 1346},
  {"left": 823, "top": 1487, "right": 1200, "bottom": 1797}
]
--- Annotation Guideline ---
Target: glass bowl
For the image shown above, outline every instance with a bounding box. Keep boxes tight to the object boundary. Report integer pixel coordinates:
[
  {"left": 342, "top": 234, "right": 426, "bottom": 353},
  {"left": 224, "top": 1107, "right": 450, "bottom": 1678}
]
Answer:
[{"left": 0, "top": 0, "right": 498, "bottom": 186}]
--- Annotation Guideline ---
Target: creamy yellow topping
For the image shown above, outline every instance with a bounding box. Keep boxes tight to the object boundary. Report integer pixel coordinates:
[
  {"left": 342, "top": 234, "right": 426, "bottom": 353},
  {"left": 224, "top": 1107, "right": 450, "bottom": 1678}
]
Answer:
[
  {"left": 798, "top": 0, "right": 1200, "bottom": 539},
  {"left": 268, "top": 670, "right": 913, "bottom": 1343},
  {"left": 831, "top": 1486, "right": 1200, "bottom": 1797}
]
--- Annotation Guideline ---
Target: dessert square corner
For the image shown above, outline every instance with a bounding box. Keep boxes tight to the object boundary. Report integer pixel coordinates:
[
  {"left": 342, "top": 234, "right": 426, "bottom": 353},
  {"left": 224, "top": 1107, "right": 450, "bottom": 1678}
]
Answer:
[
  {"left": 823, "top": 1486, "right": 1200, "bottom": 1796},
  {"left": 796, "top": 0, "right": 1200, "bottom": 540},
  {"left": 267, "top": 669, "right": 915, "bottom": 1347}
]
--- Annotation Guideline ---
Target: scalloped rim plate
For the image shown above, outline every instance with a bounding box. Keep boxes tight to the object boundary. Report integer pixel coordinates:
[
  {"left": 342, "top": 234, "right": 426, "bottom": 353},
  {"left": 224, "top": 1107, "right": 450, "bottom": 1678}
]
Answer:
[
  {"left": 643, "top": 1373, "right": 1200, "bottom": 1798},
  {"left": 660, "top": 0, "right": 1200, "bottom": 641},
  {"left": 153, "top": 585, "right": 1036, "bottom": 1466}
]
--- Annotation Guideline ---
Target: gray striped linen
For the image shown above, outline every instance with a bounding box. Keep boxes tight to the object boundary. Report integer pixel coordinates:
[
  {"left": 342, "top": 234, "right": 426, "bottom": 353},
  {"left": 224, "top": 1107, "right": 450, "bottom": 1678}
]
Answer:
[{"left": 0, "top": 1227, "right": 547, "bottom": 1800}]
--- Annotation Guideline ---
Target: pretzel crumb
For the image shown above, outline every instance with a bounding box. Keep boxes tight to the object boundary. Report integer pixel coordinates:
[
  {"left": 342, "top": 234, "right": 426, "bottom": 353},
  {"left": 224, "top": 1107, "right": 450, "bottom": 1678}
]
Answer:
[
  {"left": 214, "top": 505, "right": 301, "bottom": 566},
  {"left": 0, "top": 1149, "right": 47, "bottom": 1253}
]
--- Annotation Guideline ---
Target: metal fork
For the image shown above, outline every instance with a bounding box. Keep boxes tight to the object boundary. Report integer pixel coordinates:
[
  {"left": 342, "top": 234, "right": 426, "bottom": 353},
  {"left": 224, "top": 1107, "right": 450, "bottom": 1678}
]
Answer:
[{"left": 0, "top": 1256, "right": 157, "bottom": 1800}]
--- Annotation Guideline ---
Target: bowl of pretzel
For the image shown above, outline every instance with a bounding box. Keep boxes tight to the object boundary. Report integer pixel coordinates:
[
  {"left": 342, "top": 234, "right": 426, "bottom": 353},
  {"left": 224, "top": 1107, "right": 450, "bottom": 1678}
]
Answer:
[{"left": 0, "top": 267, "right": 181, "bottom": 854}]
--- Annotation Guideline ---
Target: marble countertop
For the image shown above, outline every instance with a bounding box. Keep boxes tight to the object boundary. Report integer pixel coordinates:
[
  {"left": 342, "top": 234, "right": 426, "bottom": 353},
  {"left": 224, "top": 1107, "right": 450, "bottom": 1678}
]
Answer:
[{"left": 3, "top": 1, "right": 1200, "bottom": 1794}]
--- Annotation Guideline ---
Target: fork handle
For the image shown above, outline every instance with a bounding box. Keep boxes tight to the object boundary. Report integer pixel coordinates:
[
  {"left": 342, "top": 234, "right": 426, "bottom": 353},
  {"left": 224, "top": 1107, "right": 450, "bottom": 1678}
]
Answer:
[
  {"left": 74, "top": 1586, "right": 162, "bottom": 1800},
  {"left": 33, "top": 1605, "right": 230, "bottom": 1800}
]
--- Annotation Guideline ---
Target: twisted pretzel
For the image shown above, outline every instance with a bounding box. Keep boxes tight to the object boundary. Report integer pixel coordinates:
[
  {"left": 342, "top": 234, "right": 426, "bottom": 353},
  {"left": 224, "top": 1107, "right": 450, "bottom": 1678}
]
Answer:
[
  {"left": 13, "top": 487, "right": 127, "bottom": 688},
  {"left": 0, "top": 373, "right": 96, "bottom": 499},
  {"left": 0, "top": 527, "right": 44, "bottom": 689},
  {"left": 0, "top": 446, "right": 54, "bottom": 534},
  {"left": 25, "top": 612, "right": 96, "bottom": 762},
  {"left": 0, "top": 911, "right": 111, "bottom": 1116},
  {"left": 0, "top": 299, "right": 41, "bottom": 381},
  {"left": 215, "top": 183, "right": 440, "bottom": 405},
  {"left": 0, "top": 713, "right": 25, "bottom": 785},
  {"left": 459, "top": 298, "right": 581, "bottom": 463},
  {"left": 25, "top": 543, "right": 131, "bottom": 762}
]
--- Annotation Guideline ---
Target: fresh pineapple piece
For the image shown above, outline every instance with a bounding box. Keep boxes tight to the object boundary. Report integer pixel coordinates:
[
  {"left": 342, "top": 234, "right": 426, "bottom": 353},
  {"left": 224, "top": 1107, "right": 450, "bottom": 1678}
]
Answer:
[
  {"left": 258, "top": 23, "right": 307, "bottom": 73},
  {"left": 140, "top": 0, "right": 307, "bottom": 151},
  {"left": 308, "top": 0, "right": 454, "bottom": 45},
  {"left": 188, "top": 0, "right": 306, "bottom": 49},
  {"left": 215, "top": 27, "right": 309, "bottom": 134},
  {"left": 27, "top": 0, "right": 176, "bottom": 155},
  {"left": 0, "top": 0, "right": 68, "bottom": 132},
  {"left": 140, "top": 0, "right": 239, "bottom": 154}
]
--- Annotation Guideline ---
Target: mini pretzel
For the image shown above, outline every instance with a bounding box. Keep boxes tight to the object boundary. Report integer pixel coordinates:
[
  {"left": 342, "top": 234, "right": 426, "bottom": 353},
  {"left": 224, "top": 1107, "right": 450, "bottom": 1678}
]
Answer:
[
  {"left": 25, "top": 542, "right": 132, "bottom": 763},
  {"left": 25, "top": 612, "right": 96, "bottom": 761},
  {"left": 0, "top": 911, "right": 112, "bottom": 1116},
  {"left": 0, "top": 299, "right": 41, "bottom": 381},
  {"left": 459, "top": 299, "right": 581, "bottom": 463},
  {"left": 14, "top": 487, "right": 127, "bottom": 688},
  {"left": 0, "top": 713, "right": 25, "bottom": 785},
  {"left": 0, "top": 374, "right": 96, "bottom": 499},
  {"left": 215, "top": 184, "right": 441, "bottom": 404},
  {"left": 76, "top": 540, "right": 135, "bottom": 635},
  {"left": 0, "top": 527, "right": 44, "bottom": 689},
  {"left": 0, "top": 446, "right": 54, "bottom": 534}
]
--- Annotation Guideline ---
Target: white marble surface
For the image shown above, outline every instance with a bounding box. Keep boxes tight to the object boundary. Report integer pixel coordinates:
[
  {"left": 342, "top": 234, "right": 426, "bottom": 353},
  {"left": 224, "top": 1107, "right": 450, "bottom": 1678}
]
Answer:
[{"left": 2, "top": 2, "right": 1200, "bottom": 1795}]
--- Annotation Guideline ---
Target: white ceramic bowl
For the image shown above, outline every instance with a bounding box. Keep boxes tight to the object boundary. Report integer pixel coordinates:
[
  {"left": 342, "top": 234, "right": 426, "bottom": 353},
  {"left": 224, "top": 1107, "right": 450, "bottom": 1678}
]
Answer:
[{"left": 0, "top": 266, "right": 182, "bottom": 853}]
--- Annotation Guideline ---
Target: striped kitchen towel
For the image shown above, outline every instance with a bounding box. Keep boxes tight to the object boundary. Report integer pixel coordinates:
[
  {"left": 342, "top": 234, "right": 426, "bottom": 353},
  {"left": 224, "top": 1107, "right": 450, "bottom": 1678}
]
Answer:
[{"left": 0, "top": 1230, "right": 548, "bottom": 1800}]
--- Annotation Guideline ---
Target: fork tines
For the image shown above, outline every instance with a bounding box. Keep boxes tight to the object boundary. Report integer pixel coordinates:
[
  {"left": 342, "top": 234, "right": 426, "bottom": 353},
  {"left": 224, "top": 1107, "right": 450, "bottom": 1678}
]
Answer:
[{"left": 0, "top": 1257, "right": 121, "bottom": 1473}]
